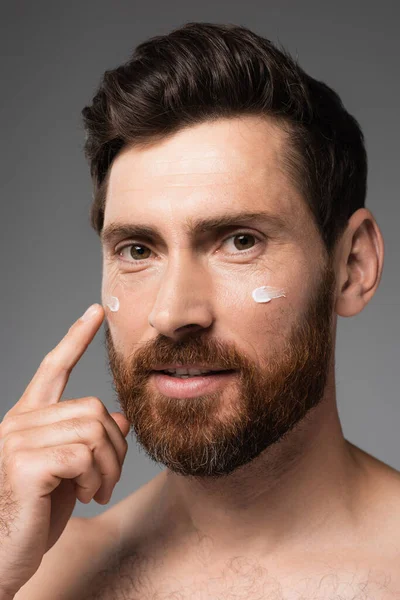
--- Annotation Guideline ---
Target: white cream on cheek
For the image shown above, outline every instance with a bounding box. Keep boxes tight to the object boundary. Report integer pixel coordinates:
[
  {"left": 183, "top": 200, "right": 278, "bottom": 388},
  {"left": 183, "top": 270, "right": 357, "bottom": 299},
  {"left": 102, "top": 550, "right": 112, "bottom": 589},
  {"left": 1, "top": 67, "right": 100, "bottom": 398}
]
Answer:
[
  {"left": 105, "top": 295, "right": 120, "bottom": 312},
  {"left": 252, "top": 286, "right": 286, "bottom": 303},
  {"left": 102, "top": 277, "right": 285, "bottom": 315},
  {"left": 103, "top": 288, "right": 285, "bottom": 314}
]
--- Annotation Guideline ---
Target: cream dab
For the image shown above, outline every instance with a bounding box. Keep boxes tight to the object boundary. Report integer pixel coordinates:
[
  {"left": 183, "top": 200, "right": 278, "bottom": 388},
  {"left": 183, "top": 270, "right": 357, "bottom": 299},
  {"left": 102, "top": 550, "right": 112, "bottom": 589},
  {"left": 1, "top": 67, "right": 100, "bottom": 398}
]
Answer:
[
  {"left": 105, "top": 296, "right": 120, "bottom": 312},
  {"left": 252, "top": 286, "right": 286, "bottom": 303}
]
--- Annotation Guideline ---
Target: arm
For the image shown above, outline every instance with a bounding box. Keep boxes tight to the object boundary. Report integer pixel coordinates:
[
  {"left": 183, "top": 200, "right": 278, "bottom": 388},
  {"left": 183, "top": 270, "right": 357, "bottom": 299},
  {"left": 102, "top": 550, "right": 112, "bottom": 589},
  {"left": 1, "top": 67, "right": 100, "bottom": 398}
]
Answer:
[{"left": 13, "top": 517, "right": 90, "bottom": 600}]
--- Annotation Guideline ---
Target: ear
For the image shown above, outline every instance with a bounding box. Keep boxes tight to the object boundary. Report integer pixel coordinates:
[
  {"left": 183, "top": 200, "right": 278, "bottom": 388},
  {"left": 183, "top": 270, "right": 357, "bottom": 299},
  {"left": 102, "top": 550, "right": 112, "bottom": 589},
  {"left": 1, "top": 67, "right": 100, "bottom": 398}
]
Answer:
[{"left": 334, "top": 208, "right": 385, "bottom": 318}]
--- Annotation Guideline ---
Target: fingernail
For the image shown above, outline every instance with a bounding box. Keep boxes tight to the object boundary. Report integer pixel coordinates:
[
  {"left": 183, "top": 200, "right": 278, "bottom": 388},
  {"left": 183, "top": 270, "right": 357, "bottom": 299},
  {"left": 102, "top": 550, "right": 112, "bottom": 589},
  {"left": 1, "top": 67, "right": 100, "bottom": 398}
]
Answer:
[{"left": 80, "top": 304, "right": 100, "bottom": 322}]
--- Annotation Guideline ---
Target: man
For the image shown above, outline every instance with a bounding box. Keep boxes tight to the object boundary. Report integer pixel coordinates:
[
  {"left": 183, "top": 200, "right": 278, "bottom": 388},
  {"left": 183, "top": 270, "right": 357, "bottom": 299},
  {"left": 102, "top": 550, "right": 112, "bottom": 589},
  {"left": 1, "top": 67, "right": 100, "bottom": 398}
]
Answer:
[{"left": 15, "top": 21, "right": 400, "bottom": 599}]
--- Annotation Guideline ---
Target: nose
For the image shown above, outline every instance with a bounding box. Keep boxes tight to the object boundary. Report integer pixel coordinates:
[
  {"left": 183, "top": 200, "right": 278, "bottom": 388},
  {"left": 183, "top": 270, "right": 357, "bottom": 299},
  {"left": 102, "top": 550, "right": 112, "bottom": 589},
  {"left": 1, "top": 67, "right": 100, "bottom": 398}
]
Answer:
[{"left": 147, "top": 250, "right": 214, "bottom": 339}]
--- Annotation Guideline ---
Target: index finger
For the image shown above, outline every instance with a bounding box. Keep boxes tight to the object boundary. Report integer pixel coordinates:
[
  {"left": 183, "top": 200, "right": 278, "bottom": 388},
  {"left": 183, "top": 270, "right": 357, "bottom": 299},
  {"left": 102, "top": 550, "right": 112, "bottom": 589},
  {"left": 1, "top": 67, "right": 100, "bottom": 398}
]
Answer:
[{"left": 11, "top": 304, "right": 105, "bottom": 415}]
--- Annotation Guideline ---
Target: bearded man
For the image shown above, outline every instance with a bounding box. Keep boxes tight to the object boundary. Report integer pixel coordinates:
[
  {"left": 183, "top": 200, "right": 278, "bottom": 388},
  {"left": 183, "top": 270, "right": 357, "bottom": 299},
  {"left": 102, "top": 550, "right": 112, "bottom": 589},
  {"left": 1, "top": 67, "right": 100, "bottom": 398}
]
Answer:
[{"left": 13, "top": 22, "right": 399, "bottom": 600}]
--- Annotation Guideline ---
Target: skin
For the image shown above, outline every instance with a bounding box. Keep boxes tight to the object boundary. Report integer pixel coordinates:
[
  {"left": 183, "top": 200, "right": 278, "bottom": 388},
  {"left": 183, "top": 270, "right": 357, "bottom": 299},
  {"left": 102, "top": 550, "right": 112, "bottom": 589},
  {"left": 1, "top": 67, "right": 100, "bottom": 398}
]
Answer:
[{"left": 86, "top": 115, "right": 400, "bottom": 593}]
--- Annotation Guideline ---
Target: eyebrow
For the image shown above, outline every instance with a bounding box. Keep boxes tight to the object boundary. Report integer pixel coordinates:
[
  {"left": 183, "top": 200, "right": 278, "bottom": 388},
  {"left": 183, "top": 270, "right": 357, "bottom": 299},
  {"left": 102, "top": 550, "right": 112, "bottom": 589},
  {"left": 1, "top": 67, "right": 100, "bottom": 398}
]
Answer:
[{"left": 100, "top": 210, "right": 288, "bottom": 248}]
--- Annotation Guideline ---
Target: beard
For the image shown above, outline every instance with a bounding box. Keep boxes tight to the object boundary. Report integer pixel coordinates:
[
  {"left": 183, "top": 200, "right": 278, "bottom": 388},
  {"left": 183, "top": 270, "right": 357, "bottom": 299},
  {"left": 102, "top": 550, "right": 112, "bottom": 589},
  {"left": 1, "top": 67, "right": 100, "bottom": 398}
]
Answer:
[{"left": 104, "top": 258, "right": 336, "bottom": 478}]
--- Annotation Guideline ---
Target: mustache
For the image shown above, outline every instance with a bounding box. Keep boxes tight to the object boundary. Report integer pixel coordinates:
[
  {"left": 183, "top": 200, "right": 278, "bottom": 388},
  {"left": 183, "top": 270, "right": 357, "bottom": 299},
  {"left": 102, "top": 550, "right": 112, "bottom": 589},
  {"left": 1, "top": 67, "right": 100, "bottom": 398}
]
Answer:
[{"left": 103, "top": 323, "right": 251, "bottom": 375}]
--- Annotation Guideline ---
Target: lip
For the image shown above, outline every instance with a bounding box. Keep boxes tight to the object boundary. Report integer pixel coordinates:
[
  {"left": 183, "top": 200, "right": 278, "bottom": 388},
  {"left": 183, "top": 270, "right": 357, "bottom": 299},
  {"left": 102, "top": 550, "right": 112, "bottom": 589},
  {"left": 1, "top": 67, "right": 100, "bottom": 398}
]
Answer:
[
  {"left": 150, "top": 370, "right": 237, "bottom": 399},
  {"left": 153, "top": 364, "right": 230, "bottom": 371}
]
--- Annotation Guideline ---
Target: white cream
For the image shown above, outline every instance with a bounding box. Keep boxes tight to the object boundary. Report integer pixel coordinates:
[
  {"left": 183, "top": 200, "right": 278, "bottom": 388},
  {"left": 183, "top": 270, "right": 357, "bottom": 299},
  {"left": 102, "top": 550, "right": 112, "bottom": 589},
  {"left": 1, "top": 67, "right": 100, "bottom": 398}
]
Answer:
[
  {"left": 105, "top": 288, "right": 284, "bottom": 311},
  {"left": 252, "top": 286, "right": 286, "bottom": 303},
  {"left": 105, "top": 295, "right": 120, "bottom": 312}
]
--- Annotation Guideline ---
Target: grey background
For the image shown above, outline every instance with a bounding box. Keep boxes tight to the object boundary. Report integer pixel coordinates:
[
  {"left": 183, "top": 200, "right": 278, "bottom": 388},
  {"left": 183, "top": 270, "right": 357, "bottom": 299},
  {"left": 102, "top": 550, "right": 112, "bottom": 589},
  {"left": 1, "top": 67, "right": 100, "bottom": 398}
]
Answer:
[{"left": 0, "top": 0, "right": 398, "bottom": 519}]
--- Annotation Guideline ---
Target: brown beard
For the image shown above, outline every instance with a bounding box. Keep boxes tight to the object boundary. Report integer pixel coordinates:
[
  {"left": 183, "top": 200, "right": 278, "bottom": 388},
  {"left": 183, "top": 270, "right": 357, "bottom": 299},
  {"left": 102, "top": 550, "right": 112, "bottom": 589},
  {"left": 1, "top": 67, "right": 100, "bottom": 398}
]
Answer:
[{"left": 104, "top": 258, "right": 336, "bottom": 478}]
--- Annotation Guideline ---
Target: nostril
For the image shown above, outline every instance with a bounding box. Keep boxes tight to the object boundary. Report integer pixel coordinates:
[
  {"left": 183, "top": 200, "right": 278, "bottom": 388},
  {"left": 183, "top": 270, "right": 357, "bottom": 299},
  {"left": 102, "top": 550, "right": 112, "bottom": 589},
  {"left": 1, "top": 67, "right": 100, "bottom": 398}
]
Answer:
[{"left": 177, "top": 324, "right": 199, "bottom": 331}]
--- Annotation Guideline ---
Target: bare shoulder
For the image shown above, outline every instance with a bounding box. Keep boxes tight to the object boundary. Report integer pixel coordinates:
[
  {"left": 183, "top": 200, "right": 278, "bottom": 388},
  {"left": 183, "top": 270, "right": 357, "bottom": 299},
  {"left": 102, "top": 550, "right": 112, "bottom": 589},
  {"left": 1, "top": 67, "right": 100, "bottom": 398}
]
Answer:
[
  {"left": 350, "top": 441, "right": 400, "bottom": 513},
  {"left": 349, "top": 443, "right": 400, "bottom": 560}
]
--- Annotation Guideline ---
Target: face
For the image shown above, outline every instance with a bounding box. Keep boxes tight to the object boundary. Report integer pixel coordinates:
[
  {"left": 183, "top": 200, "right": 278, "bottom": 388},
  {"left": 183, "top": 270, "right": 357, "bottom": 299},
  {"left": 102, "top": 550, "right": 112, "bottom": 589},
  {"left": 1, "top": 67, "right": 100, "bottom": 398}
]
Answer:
[{"left": 101, "top": 116, "right": 337, "bottom": 478}]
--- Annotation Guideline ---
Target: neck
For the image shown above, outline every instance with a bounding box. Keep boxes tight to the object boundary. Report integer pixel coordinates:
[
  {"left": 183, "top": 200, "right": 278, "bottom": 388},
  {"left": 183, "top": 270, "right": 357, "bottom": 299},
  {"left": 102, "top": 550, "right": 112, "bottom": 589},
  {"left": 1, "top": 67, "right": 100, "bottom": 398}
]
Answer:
[{"left": 159, "top": 377, "right": 362, "bottom": 558}]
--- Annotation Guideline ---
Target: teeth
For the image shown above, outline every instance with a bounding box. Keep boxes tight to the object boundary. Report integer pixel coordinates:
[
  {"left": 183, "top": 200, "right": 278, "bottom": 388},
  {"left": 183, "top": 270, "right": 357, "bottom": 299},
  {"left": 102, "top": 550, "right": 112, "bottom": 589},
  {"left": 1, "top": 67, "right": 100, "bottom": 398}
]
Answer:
[{"left": 164, "top": 368, "right": 215, "bottom": 376}]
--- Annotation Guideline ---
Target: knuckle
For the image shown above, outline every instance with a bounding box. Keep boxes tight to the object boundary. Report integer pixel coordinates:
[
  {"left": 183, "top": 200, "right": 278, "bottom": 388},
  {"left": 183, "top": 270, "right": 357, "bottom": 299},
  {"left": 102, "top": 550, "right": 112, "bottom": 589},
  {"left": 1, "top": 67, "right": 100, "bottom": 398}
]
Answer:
[
  {"left": 41, "top": 352, "right": 58, "bottom": 370},
  {"left": 41, "top": 352, "right": 69, "bottom": 374},
  {"left": 84, "top": 396, "right": 107, "bottom": 417},
  {"left": 51, "top": 445, "right": 77, "bottom": 465},
  {"left": 53, "top": 444, "right": 92, "bottom": 466},
  {"left": 86, "top": 419, "right": 107, "bottom": 443},
  {"left": 77, "top": 444, "right": 95, "bottom": 468}
]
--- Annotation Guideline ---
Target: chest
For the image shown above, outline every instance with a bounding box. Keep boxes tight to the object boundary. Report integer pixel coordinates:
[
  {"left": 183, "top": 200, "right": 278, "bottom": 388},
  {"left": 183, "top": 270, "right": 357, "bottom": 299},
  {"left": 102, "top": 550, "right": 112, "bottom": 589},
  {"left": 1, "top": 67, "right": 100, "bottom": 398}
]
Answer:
[{"left": 82, "top": 550, "right": 399, "bottom": 600}]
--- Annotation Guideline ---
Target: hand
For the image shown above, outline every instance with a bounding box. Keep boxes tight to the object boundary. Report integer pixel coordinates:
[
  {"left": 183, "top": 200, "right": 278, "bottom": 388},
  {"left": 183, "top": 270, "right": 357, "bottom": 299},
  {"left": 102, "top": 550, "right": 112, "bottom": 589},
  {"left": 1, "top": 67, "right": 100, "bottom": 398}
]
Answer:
[{"left": 0, "top": 304, "right": 130, "bottom": 597}]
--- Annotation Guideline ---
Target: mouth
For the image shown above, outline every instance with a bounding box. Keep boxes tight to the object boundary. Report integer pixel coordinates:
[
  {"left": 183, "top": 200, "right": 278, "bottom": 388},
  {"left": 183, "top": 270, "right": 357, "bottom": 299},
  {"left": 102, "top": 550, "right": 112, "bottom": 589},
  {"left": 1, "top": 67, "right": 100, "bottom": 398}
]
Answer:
[
  {"left": 154, "top": 369, "right": 236, "bottom": 378},
  {"left": 150, "top": 370, "right": 237, "bottom": 399}
]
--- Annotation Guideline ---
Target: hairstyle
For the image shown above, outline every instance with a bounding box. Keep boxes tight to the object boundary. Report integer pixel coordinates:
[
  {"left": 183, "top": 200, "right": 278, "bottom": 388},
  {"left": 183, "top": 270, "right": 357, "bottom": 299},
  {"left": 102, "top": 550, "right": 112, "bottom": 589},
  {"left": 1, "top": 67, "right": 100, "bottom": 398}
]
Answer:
[{"left": 81, "top": 22, "right": 367, "bottom": 256}]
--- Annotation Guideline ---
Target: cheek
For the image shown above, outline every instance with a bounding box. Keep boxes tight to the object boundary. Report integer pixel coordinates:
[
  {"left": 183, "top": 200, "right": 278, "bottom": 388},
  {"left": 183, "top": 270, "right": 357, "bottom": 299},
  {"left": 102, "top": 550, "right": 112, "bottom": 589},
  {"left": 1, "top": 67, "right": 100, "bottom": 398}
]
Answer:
[
  {"left": 216, "top": 272, "right": 292, "bottom": 340},
  {"left": 218, "top": 264, "right": 313, "bottom": 347},
  {"left": 101, "top": 275, "right": 147, "bottom": 345}
]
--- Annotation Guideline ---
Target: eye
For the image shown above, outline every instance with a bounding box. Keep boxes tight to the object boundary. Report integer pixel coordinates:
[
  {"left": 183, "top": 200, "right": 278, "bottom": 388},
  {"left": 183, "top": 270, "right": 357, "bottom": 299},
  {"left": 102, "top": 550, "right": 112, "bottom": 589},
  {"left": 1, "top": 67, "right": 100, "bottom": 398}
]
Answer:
[
  {"left": 115, "top": 231, "right": 262, "bottom": 265},
  {"left": 221, "top": 232, "right": 261, "bottom": 254},
  {"left": 117, "top": 244, "right": 152, "bottom": 262}
]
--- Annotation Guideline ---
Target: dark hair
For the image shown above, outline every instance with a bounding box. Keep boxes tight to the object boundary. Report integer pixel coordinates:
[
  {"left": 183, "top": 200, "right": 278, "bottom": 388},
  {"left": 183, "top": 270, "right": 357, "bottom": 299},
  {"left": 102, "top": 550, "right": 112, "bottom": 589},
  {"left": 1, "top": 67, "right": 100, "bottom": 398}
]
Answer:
[{"left": 81, "top": 22, "right": 367, "bottom": 256}]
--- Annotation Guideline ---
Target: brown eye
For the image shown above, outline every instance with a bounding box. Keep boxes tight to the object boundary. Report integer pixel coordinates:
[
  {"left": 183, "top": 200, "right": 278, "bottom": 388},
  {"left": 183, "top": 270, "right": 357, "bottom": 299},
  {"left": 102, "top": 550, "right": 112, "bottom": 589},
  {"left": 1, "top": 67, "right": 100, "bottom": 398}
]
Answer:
[
  {"left": 232, "top": 234, "right": 256, "bottom": 251},
  {"left": 222, "top": 232, "right": 260, "bottom": 255},
  {"left": 119, "top": 244, "right": 152, "bottom": 260}
]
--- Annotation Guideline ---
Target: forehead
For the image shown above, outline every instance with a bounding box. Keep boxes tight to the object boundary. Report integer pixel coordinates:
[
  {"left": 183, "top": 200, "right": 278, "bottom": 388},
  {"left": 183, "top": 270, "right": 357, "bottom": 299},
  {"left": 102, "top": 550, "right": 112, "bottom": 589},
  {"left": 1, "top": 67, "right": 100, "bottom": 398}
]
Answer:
[{"left": 104, "top": 116, "right": 304, "bottom": 226}]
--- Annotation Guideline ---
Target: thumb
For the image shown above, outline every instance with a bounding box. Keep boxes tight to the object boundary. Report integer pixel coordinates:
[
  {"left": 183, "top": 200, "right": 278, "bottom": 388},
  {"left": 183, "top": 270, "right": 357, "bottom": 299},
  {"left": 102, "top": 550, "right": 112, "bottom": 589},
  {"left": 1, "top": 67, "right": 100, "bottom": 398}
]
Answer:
[{"left": 110, "top": 412, "right": 131, "bottom": 438}]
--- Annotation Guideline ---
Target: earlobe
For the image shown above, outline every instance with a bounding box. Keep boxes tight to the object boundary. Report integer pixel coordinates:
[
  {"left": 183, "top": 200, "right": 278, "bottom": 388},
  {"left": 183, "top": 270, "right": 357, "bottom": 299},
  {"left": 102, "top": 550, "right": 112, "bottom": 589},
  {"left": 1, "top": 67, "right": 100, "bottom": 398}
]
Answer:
[{"left": 334, "top": 208, "right": 384, "bottom": 318}]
